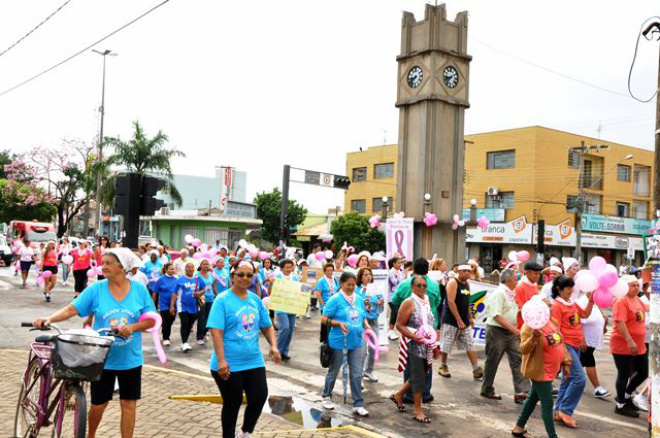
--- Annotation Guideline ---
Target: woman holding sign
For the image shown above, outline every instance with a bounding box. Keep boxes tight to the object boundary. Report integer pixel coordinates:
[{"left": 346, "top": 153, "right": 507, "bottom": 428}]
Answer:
[
  {"left": 274, "top": 259, "right": 299, "bottom": 362},
  {"left": 356, "top": 267, "right": 384, "bottom": 382},
  {"left": 321, "top": 272, "right": 371, "bottom": 417},
  {"left": 208, "top": 260, "right": 281, "bottom": 438}
]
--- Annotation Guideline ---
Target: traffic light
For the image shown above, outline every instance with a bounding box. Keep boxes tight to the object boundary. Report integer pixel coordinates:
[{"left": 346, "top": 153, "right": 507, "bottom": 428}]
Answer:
[
  {"left": 333, "top": 175, "right": 351, "bottom": 190},
  {"left": 140, "top": 176, "right": 166, "bottom": 216}
]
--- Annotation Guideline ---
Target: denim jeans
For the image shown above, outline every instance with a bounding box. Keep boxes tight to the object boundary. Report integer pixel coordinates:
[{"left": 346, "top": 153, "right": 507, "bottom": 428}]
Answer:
[
  {"left": 554, "top": 344, "right": 586, "bottom": 416},
  {"left": 363, "top": 318, "right": 379, "bottom": 374},
  {"left": 276, "top": 312, "right": 296, "bottom": 356},
  {"left": 322, "top": 347, "right": 364, "bottom": 407}
]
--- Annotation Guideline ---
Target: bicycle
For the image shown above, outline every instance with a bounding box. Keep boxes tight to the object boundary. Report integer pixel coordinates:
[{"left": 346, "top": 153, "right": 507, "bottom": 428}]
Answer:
[{"left": 13, "top": 322, "right": 120, "bottom": 438}]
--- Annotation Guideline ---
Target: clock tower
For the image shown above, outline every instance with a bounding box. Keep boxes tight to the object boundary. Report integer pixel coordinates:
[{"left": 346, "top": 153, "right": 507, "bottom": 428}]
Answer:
[{"left": 395, "top": 4, "right": 471, "bottom": 264}]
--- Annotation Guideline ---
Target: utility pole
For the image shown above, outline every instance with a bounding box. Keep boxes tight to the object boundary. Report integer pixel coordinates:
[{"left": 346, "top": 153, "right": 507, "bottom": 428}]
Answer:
[
  {"left": 92, "top": 49, "right": 116, "bottom": 238},
  {"left": 574, "top": 142, "right": 585, "bottom": 264},
  {"left": 280, "top": 165, "right": 291, "bottom": 246}
]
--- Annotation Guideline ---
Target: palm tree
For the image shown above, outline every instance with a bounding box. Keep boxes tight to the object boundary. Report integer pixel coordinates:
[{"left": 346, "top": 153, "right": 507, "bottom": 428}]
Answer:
[{"left": 103, "top": 121, "right": 185, "bottom": 207}]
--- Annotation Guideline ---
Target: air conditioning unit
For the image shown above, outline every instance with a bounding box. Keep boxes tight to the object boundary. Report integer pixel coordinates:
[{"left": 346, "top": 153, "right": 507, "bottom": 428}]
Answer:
[
  {"left": 487, "top": 187, "right": 499, "bottom": 196},
  {"left": 159, "top": 207, "right": 170, "bottom": 216}
]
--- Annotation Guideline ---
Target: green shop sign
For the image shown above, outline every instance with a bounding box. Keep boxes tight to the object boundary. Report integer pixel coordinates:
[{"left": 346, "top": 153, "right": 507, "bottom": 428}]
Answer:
[{"left": 581, "top": 214, "right": 652, "bottom": 236}]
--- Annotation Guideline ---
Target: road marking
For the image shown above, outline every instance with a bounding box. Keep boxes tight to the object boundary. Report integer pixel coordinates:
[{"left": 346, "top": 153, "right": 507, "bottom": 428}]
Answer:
[
  {"left": 143, "top": 363, "right": 215, "bottom": 381},
  {"left": 254, "top": 425, "right": 388, "bottom": 438},
  {"left": 574, "top": 410, "right": 647, "bottom": 432}
]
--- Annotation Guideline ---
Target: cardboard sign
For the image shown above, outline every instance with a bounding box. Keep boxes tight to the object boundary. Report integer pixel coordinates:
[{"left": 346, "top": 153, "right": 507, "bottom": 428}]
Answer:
[
  {"left": 301, "top": 266, "right": 324, "bottom": 289},
  {"left": 268, "top": 279, "right": 309, "bottom": 315}
]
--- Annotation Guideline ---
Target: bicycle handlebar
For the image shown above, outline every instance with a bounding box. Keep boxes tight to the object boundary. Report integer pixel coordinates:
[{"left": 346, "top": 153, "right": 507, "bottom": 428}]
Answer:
[{"left": 22, "top": 323, "right": 124, "bottom": 339}]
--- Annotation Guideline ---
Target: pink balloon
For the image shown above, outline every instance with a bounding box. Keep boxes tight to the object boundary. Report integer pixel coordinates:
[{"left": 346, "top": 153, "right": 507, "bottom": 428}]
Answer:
[
  {"left": 200, "top": 244, "right": 208, "bottom": 252},
  {"left": 517, "top": 251, "right": 530, "bottom": 262},
  {"left": 248, "top": 248, "right": 260, "bottom": 258},
  {"left": 40, "top": 270, "right": 53, "bottom": 279},
  {"left": 61, "top": 255, "right": 73, "bottom": 265},
  {"left": 95, "top": 266, "right": 104, "bottom": 275},
  {"left": 259, "top": 251, "right": 269, "bottom": 261},
  {"left": 521, "top": 298, "right": 550, "bottom": 329},
  {"left": 193, "top": 253, "right": 203, "bottom": 260},
  {"left": 598, "top": 270, "right": 618, "bottom": 289},
  {"left": 36, "top": 276, "right": 45, "bottom": 286},
  {"left": 574, "top": 271, "right": 598, "bottom": 293},
  {"left": 347, "top": 254, "right": 359, "bottom": 268},
  {"left": 588, "top": 256, "right": 607, "bottom": 274},
  {"left": 262, "top": 296, "right": 270, "bottom": 308},
  {"left": 191, "top": 238, "right": 202, "bottom": 247},
  {"left": 86, "top": 269, "right": 96, "bottom": 278},
  {"left": 315, "top": 252, "right": 325, "bottom": 262},
  {"left": 364, "top": 329, "right": 389, "bottom": 362},
  {"left": 611, "top": 278, "right": 629, "bottom": 299},
  {"left": 325, "top": 250, "right": 333, "bottom": 260},
  {"left": 593, "top": 288, "right": 614, "bottom": 308},
  {"left": 139, "top": 312, "right": 167, "bottom": 364}
]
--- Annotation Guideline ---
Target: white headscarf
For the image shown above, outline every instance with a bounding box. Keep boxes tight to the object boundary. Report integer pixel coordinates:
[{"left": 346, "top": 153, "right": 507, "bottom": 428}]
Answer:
[{"left": 106, "top": 248, "right": 144, "bottom": 272}]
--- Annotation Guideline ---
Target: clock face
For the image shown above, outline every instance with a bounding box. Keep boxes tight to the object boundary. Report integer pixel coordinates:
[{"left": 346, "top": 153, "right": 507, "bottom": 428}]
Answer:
[
  {"left": 443, "top": 65, "right": 459, "bottom": 89},
  {"left": 407, "top": 66, "right": 423, "bottom": 88}
]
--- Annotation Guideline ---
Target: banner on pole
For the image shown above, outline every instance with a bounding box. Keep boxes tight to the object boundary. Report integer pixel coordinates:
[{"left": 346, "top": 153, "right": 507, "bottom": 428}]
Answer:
[
  {"left": 369, "top": 269, "right": 389, "bottom": 346},
  {"left": 268, "top": 279, "right": 309, "bottom": 315},
  {"left": 467, "top": 280, "right": 498, "bottom": 345},
  {"left": 386, "top": 218, "right": 414, "bottom": 260}
]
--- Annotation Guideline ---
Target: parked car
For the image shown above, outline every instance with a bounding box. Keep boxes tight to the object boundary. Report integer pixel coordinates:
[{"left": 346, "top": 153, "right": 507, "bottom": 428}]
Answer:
[{"left": 0, "top": 235, "right": 13, "bottom": 266}]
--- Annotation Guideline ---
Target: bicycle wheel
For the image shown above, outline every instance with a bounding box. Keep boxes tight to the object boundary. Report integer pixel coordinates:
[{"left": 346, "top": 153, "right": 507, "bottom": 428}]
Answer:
[
  {"left": 14, "top": 358, "right": 42, "bottom": 438},
  {"left": 51, "top": 383, "right": 86, "bottom": 438}
]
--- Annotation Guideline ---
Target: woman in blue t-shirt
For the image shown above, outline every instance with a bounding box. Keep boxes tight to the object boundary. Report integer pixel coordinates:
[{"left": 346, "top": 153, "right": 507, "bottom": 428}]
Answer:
[
  {"left": 214, "top": 257, "right": 230, "bottom": 294},
  {"left": 195, "top": 259, "right": 217, "bottom": 346},
  {"left": 33, "top": 248, "right": 156, "bottom": 438},
  {"left": 171, "top": 261, "right": 202, "bottom": 353},
  {"left": 315, "top": 263, "right": 339, "bottom": 343},
  {"left": 153, "top": 262, "right": 178, "bottom": 346},
  {"left": 207, "top": 260, "right": 281, "bottom": 438},
  {"left": 321, "top": 271, "right": 372, "bottom": 417},
  {"left": 356, "top": 267, "right": 384, "bottom": 382}
]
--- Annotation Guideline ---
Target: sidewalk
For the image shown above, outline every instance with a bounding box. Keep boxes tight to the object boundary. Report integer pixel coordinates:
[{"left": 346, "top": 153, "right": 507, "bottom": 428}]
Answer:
[{"left": 0, "top": 349, "right": 378, "bottom": 438}]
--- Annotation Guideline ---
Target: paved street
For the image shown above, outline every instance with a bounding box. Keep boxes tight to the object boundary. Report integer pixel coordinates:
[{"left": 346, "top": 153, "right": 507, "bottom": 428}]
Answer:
[{"left": 0, "top": 267, "right": 649, "bottom": 438}]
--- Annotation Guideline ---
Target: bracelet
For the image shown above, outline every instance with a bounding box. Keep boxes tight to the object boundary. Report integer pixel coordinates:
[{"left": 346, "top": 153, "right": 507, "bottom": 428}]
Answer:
[{"left": 326, "top": 318, "right": 333, "bottom": 327}]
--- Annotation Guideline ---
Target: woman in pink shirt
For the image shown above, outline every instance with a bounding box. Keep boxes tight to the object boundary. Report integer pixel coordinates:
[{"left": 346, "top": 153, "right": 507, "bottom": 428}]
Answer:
[
  {"left": 95, "top": 236, "right": 109, "bottom": 280},
  {"left": 41, "top": 241, "right": 59, "bottom": 302},
  {"left": 72, "top": 241, "right": 93, "bottom": 298}
]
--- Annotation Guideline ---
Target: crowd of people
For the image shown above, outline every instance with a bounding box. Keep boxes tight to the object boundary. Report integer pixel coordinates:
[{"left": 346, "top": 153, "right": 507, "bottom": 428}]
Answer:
[{"left": 25, "top": 236, "right": 652, "bottom": 438}]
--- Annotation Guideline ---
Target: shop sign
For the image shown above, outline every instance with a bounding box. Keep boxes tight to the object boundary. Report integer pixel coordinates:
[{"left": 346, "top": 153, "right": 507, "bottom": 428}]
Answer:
[
  {"left": 462, "top": 208, "right": 505, "bottom": 222},
  {"left": 466, "top": 215, "right": 532, "bottom": 244},
  {"left": 581, "top": 214, "right": 652, "bottom": 236},
  {"left": 532, "top": 219, "right": 644, "bottom": 251}
]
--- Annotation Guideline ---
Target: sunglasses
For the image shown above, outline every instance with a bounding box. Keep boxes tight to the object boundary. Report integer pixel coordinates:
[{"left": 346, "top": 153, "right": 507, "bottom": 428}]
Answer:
[
  {"left": 413, "top": 283, "right": 427, "bottom": 289},
  {"left": 234, "top": 272, "right": 254, "bottom": 279}
]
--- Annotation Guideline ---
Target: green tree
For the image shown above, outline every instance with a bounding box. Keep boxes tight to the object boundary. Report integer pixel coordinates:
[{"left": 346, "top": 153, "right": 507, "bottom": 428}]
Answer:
[
  {"left": 104, "top": 121, "right": 185, "bottom": 206},
  {"left": 0, "top": 179, "right": 56, "bottom": 224},
  {"left": 330, "top": 211, "right": 385, "bottom": 253},
  {"left": 254, "top": 188, "right": 307, "bottom": 244},
  {"left": 0, "top": 150, "right": 15, "bottom": 179}
]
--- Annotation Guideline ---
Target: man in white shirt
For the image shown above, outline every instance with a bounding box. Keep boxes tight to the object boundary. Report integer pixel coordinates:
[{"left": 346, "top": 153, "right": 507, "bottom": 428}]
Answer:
[
  {"left": 306, "top": 243, "right": 324, "bottom": 268},
  {"left": 173, "top": 249, "right": 189, "bottom": 276},
  {"left": 541, "top": 266, "right": 563, "bottom": 302}
]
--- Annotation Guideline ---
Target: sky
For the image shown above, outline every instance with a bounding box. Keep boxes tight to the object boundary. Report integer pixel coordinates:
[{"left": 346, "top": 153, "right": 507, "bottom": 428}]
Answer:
[{"left": 0, "top": 0, "right": 657, "bottom": 214}]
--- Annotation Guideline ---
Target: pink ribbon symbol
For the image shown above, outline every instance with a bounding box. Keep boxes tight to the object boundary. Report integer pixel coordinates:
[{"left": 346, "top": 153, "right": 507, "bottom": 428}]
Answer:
[{"left": 394, "top": 230, "right": 405, "bottom": 256}]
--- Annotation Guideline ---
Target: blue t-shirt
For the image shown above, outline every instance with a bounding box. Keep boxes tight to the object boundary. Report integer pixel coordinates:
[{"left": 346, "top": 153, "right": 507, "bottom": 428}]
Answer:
[
  {"left": 356, "top": 285, "right": 382, "bottom": 321},
  {"left": 314, "top": 276, "right": 339, "bottom": 310},
  {"left": 197, "top": 272, "right": 216, "bottom": 303},
  {"left": 153, "top": 275, "right": 178, "bottom": 311},
  {"left": 322, "top": 293, "right": 366, "bottom": 351},
  {"left": 72, "top": 280, "right": 156, "bottom": 370},
  {"left": 214, "top": 268, "right": 230, "bottom": 293},
  {"left": 141, "top": 261, "right": 162, "bottom": 289},
  {"left": 207, "top": 290, "right": 272, "bottom": 372},
  {"left": 175, "top": 275, "right": 198, "bottom": 314}
]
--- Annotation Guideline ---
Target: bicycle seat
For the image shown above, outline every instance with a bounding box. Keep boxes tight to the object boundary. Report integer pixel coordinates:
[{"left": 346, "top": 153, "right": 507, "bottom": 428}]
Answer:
[{"left": 35, "top": 334, "right": 58, "bottom": 343}]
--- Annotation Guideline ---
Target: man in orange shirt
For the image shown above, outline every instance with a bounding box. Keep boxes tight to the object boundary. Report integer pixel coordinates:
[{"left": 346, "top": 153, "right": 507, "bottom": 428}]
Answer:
[{"left": 514, "top": 262, "right": 543, "bottom": 328}]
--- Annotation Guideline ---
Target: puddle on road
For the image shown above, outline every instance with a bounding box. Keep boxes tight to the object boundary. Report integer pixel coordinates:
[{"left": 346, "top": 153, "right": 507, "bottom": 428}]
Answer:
[{"left": 263, "top": 395, "right": 348, "bottom": 429}]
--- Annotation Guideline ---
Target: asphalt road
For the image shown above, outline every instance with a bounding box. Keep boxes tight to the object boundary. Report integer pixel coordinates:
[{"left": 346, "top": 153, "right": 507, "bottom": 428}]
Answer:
[{"left": 0, "top": 267, "right": 649, "bottom": 438}]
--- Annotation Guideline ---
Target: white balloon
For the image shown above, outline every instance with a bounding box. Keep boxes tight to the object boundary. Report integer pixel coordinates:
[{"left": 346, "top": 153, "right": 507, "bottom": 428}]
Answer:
[
  {"left": 184, "top": 234, "right": 193, "bottom": 244},
  {"left": 574, "top": 271, "right": 598, "bottom": 293},
  {"left": 508, "top": 251, "right": 519, "bottom": 262},
  {"left": 239, "top": 239, "right": 248, "bottom": 248},
  {"left": 611, "top": 278, "right": 629, "bottom": 299}
]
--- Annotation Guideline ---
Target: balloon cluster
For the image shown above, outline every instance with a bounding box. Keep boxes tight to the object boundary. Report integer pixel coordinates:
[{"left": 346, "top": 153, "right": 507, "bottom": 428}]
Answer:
[
  {"left": 423, "top": 212, "right": 438, "bottom": 227},
  {"left": 451, "top": 214, "right": 465, "bottom": 230},
  {"left": 477, "top": 216, "right": 491, "bottom": 230},
  {"left": 575, "top": 256, "right": 627, "bottom": 308},
  {"left": 368, "top": 214, "right": 381, "bottom": 229},
  {"left": 508, "top": 250, "right": 530, "bottom": 263}
]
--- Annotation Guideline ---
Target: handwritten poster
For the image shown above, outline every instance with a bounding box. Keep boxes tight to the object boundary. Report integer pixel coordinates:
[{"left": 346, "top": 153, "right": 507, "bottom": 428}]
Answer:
[
  {"left": 386, "top": 218, "right": 414, "bottom": 260},
  {"left": 268, "top": 279, "right": 310, "bottom": 315}
]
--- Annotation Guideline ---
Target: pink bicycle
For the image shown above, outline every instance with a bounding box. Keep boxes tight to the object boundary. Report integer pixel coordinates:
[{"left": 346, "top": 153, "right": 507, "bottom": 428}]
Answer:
[{"left": 13, "top": 323, "right": 118, "bottom": 438}]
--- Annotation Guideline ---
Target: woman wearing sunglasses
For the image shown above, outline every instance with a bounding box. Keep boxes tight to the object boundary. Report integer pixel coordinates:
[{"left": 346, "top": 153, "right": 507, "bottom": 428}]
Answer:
[{"left": 208, "top": 260, "right": 281, "bottom": 438}]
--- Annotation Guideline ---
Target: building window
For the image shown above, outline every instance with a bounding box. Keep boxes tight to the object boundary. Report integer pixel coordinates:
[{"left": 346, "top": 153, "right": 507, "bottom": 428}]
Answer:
[
  {"left": 634, "top": 165, "right": 650, "bottom": 197},
  {"left": 568, "top": 150, "right": 580, "bottom": 168},
  {"left": 374, "top": 163, "right": 394, "bottom": 179},
  {"left": 351, "top": 199, "right": 366, "bottom": 214},
  {"left": 584, "top": 194, "right": 602, "bottom": 214},
  {"left": 352, "top": 167, "right": 367, "bottom": 182},
  {"left": 485, "top": 191, "right": 514, "bottom": 209},
  {"left": 566, "top": 195, "right": 578, "bottom": 213},
  {"left": 486, "top": 150, "right": 515, "bottom": 169},
  {"left": 616, "top": 202, "right": 630, "bottom": 218},
  {"left": 617, "top": 164, "right": 631, "bottom": 182},
  {"left": 633, "top": 200, "right": 649, "bottom": 220},
  {"left": 372, "top": 197, "right": 394, "bottom": 213}
]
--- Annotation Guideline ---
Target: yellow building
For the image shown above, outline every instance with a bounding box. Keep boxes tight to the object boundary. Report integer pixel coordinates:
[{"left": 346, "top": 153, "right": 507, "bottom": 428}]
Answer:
[{"left": 345, "top": 126, "right": 654, "bottom": 270}]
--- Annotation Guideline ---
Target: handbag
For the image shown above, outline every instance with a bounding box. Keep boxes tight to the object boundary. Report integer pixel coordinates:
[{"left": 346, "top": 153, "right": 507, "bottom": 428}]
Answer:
[
  {"left": 196, "top": 277, "right": 206, "bottom": 310},
  {"left": 320, "top": 339, "right": 331, "bottom": 368}
]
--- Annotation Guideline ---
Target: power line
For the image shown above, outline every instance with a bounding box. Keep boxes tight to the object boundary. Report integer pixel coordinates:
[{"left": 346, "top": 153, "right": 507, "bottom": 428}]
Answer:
[
  {"left": 0, "top": 0, "right": 171, "bottom": 99},
  {"left": 472, "top": 37, "right": 632, "bottom": 99},
  {"left": 0, "top": 0, "right": 73, "bottom": 59}
]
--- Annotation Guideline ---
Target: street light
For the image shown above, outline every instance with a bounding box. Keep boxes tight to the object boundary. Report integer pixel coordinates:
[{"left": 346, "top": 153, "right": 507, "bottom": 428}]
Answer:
[
  {"left": 92, "top": 49, "right": 117, "bottom": 238},
  {"left": 381, "top": 196, "right": 389, "bottom": 221}
]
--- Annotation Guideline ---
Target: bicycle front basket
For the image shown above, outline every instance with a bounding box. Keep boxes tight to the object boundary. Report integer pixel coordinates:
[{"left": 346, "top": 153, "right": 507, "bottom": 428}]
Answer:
[{"left": 53, "top": 333, "right": 113, "bottom": 382}]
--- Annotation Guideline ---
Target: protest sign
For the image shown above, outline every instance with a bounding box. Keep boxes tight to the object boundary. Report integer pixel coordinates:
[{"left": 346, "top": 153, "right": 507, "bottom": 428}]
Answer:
[{"left": 268, "top": 279, "right": 310, "bottom": 315}]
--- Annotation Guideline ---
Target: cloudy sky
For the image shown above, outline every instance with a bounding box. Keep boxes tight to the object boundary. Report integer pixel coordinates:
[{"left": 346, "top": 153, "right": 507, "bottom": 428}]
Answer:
[{"left": 0, "top": 0, "right": 657, "bottom": 213}]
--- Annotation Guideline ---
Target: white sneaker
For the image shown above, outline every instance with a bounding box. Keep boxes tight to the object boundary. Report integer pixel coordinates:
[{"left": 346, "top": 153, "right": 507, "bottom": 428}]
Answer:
[
  {"left": 163, "top": 340, "right": 171, "bottom": 346},
  {"left": 353, "top": 406, "right": 369, "bottom": 417},
  {"left": 304, "top": 312, "right": 311, "bottom": 319},
  {"left": 197, "top": 339, "right": 205, "bottom": 346},
  {"left": 634, "top": 393, "right": 649, "bottom": 412},
  {"left": 363, "top": 371, "right": 379, "bottom": 382},
  {"left": 388, "top": 330, "right": 399, "bottom": 340},
  {"left": 321, "top": 397, "right": 335, "bottom": 410},
  {"left": 182, "top": 342, "right": 191, "bottom": 352},
  {"left": 235, "top": 432, "right": 252, "bottom": 438},
  {"left": 594, "top": 387, "right": 611, "bottom": 398}
]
